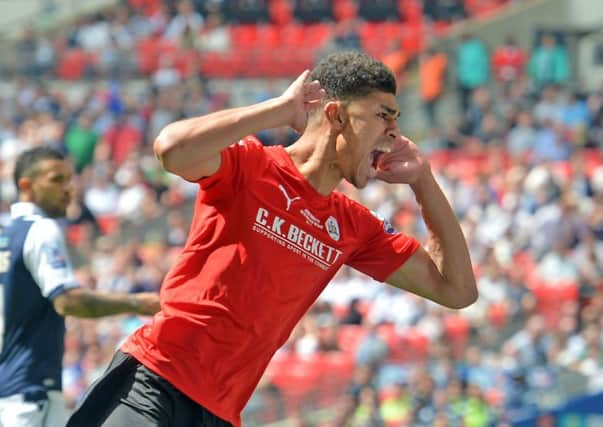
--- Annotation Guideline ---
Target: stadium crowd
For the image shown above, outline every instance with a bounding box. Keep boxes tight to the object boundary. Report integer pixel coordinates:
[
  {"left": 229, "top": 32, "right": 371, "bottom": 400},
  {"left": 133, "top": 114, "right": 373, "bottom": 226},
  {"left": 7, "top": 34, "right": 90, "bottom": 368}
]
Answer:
[
  {"left": 14, "top": 0, "right": 514, "bottom": 80},
  {"left": 2, "top": 0, "right": 603, "bottom": 426}
]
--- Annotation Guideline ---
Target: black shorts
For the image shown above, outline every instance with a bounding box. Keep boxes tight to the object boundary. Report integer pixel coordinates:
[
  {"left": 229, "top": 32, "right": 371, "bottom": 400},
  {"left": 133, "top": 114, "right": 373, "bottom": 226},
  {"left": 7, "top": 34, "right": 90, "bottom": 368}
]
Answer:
[{"left": 66, "top": 351, "right": 232, "bottom": 427}]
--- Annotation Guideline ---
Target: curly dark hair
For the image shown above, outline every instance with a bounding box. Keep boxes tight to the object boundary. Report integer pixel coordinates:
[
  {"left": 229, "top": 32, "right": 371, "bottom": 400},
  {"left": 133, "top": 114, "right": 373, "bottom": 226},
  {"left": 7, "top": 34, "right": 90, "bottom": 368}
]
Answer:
[{"left": 310, "top": 51, "right": 397, "bottom": 100}]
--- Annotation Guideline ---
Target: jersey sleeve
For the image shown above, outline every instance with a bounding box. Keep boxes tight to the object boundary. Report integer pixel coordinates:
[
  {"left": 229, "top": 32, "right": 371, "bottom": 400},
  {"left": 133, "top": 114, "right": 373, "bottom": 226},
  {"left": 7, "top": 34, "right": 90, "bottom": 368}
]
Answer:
[
  {"left": 346, "top": 207, "right": 421, "bottom": 283},
  {"left": 23, "top": 218, "right": 80, "bottom": 300},
  {"left": 197, "top": 136, "right": 266, "bottom": 193}
]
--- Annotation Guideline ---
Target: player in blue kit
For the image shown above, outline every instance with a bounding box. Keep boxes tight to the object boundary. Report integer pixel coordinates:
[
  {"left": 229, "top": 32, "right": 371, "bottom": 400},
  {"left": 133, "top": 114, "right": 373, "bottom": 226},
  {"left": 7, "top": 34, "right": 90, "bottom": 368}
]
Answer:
[{"left": 0, "top": 147, "right": 159, "bottom": 427}]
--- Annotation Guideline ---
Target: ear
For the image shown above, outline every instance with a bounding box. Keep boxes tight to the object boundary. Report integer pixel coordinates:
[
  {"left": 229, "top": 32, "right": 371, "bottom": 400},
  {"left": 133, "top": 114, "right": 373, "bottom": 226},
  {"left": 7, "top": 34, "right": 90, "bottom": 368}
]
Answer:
[
  {"left": 324, "top": 101, "right": 348, "bottom": 132},
  {"left": 17, "top": 176, "right": 32, "bottom": 194}
]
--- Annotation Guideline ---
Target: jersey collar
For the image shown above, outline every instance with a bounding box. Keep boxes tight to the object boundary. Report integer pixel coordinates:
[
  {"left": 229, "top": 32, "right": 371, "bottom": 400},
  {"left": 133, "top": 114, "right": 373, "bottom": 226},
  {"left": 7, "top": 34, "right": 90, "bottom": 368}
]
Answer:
[{"left": 10, "top": 202, "right": 46, "bottom": 219}]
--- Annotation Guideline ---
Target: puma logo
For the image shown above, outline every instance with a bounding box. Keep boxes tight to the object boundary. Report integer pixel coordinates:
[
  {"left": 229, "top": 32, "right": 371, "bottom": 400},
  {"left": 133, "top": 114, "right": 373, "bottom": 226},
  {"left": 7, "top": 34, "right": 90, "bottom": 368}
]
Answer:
[{"left": 278, "top": 185, "right": 301, "bottom": 211}]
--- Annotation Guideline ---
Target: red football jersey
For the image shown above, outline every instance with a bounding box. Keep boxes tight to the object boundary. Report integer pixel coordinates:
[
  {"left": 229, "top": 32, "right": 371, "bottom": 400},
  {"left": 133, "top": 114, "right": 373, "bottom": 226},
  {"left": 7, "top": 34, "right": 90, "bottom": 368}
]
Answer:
[{"left": 121, "top": 136, "right": 420, "bottom": 426}]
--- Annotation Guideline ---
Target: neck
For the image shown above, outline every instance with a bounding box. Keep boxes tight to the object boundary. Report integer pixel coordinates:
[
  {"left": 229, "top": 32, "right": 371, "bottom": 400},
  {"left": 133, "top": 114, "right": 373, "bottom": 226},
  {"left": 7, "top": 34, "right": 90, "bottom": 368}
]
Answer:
[{"left": 285, "top": 124, "right": 343, "bottom": 196}]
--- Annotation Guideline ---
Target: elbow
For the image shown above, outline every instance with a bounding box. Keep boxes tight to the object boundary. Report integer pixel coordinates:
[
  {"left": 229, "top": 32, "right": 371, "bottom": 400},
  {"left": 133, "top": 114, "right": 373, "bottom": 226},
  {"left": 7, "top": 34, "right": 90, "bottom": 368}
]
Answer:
[
  {"left": 441, "top": 280, "right": 479, "bottom": 310},
  {"left": 446, "top": 284, "right": 478, "bottom": 309},
  {"left": 53, "top": 301, "right": 68, "bottom": 316},
  {"left": 153, "top": 128, "right": 175, "bottom": 172},
  {"left": 53, "top": 295, "right": 76, "bottom": 316}
]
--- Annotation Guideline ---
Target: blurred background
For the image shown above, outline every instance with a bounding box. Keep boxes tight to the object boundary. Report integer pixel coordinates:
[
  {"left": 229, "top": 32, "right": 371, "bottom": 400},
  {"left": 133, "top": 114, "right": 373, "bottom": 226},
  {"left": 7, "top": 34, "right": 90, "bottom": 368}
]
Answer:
[{"left": 2, "top": 0, "right": 603, "bottom": 426}]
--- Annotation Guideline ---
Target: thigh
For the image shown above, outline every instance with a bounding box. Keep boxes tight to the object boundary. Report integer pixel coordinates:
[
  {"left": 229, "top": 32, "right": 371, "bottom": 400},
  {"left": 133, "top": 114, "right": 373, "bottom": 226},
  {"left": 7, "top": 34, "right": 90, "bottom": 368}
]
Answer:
[
  {"left": 66, "top": 351, "right": 139, "bottom": 427},
  {"left": 0, "top": 395, "right": 47, "bottom": 427},
  {"left": 43, "top": 391, "right": 66, "bottom": 427},
  {"left": 101, "top": 401, "right": 164, "bottom": 427},
  {"left": 197, "top": 405, "right": 233, "bottom": 427}
]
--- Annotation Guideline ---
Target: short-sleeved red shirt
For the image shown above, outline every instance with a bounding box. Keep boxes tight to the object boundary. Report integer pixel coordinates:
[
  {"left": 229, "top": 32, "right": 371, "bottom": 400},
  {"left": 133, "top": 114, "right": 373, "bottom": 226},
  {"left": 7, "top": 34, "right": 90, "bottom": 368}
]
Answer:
[{"left": 121, "top": 137, "right": 420, "bottom": 426}]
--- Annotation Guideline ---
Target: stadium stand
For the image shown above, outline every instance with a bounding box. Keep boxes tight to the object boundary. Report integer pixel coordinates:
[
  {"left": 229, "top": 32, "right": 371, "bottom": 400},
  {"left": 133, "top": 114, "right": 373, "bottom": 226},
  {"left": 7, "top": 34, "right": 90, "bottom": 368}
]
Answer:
[{"left": 3, "top": 0, "right": 603, "bottom": 426}]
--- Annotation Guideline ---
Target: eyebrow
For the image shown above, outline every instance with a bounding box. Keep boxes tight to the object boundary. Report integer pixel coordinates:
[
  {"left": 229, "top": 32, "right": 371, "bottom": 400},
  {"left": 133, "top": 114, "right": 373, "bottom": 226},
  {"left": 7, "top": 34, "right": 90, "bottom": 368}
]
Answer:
[{"left": 380, "top": 104, "right": 400, "bottom": 119}]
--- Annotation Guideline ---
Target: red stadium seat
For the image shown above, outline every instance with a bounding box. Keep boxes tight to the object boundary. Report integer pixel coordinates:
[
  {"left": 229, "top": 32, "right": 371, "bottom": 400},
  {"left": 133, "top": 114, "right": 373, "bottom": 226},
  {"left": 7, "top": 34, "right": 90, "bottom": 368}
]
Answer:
[
  {"left": 257, "top": 25, "right": 281, "bottom": 48},
  {"left": 312, "top": 352, "right": 355, "bottom": 405},
  {"left": 137, "top": 37, "right": 177, "bottom": 75},
  {"left": 282, "top": 24, "right": 306, "bottom": 48},
  {"left": 444, "top": 315, "right": 470, "bottom": 357},
  {"left": 230, "top": 25, "right": 258, "bottom": 49},
  {"left": 398, "top": 0, "right": 423, "bottom": 24},
  {"left": 169, "top": 48, "right": 199, "bottom": 77},
  {"left": 376, "top": 323, "right": 405, "bottom": 361},
  {"left": 269, "top": 354, "right": 323, "bottom": 414},
  {"left": 303, "top": 24, "right": 333, "bottom": 47},
  {"left": 401, "top": 327, "right": 429, "bottom": 361},
  {"left": 427, "top": 150, "right": 451, "bottom": 170},
  {"left": 334, "top": 0, "right": 358, "bottom": 21},
  {"left": 269, "top": 0, "right": 293, "bottom": 26},
  {"left": 531, "top": 280, "right": 579, "bottom": 328},
  {"left": 400, "top": 21, "right": 425, "bottom": 56}
]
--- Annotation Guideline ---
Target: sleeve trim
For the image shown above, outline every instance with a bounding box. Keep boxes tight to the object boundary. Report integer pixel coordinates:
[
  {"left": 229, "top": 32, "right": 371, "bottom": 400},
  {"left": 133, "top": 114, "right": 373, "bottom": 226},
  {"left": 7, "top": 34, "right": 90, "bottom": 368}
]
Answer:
[{"left": 46, "top": 283, "right": 80, "bottom": 301}]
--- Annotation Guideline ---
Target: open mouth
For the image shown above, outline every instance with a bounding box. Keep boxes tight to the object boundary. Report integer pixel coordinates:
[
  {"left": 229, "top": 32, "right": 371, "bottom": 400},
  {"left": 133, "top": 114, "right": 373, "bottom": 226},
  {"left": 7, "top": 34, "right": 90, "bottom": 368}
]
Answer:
[{"left": 370, "top": 144, "right": 392, "bottom": 170}]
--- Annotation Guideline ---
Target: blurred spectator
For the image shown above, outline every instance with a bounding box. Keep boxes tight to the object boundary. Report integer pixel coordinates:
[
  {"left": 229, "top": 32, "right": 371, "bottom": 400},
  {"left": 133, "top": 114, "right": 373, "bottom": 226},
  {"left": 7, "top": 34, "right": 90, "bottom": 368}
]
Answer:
[
  {"left": 355, "top": 323, "right": 389, "bottom": 366},
  {"left": 533, "top": 85, "right": 563, "bottom": 125},
  {"left": 379, "top": 382, "right": 411, "bottom": 425},
  {"left": 456, "top": 33, "right": 490, "bottom": 112},
  {"left": 351, "top": 386, "right": 384, "bottom": 426},
  {"left": 164, "top": 0, "right": 204, "bottom": 46},
  {"left": 461, "top": 87, "right": 496, "bottom": 137},
  {"left": 64, "top": 114, "right": 99, "bottom": 172},
  {"left": 463, "top": 383, "right": 492, "bottom": 427},
  {"left": 148, "top": 3, "right": 171, "bottom": 36},
  {"left": 529, "top": 33, "right": 570, "bottom": 90},
  {"left": 507, "top": 110, "right": 536, "bottom": 157},
  {"left": 537, "top": 238, "right": 579, "bottom": 284},
  {"left": 532, "top": 119, "right": 571, "bottom": 162},
  {"left": 328, "top": 20, "right": 362, "bottom": 53},
  {"left": 196, "top": 12, "right": 231, "bottom": 52},
  {"left": 561, "top": 91, "right": 589, "bottom": 139},
  {"left": 341, "top": 298, "right": 364, "bottom": 325},
  {"left": 84, "top": 169, "right": 120, "bottom": 217},
  {"left": 381, "top": 40, "right": 410, "bottom": 91},
  {"left": 503, "top": 315, "right": 548, "bottom": 369},
  {"left": 492, "top": 35, "right": 526, "bottom": 93},
  {"left": 102, "top": 113, "right": 143, "bottom": 166},
  {"left": 419, "top": 47, "right": 448, "bottom": 127}
]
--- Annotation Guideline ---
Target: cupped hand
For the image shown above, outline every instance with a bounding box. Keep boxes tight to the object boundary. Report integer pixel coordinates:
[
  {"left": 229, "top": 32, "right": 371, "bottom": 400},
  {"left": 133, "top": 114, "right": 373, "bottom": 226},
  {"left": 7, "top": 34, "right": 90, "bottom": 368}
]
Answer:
[
  {"left": 375, "top": 135, "right": 429, "bottom": 185},
  {"left": 280, "top": 70, "right": 327, "bottom": 133}
]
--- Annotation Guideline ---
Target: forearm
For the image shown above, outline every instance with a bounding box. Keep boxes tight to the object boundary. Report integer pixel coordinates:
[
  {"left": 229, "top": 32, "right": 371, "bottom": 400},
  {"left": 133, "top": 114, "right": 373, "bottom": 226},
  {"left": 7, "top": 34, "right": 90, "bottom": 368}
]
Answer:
[
  {"left": 54, "top": 288, "right": 139, "bottom": 318},
  {"left": 155, "top": 96, "right": 291, "bottom": 174},
  {"left": 410, "top": 169, "right": 477, "bottom": 300}
]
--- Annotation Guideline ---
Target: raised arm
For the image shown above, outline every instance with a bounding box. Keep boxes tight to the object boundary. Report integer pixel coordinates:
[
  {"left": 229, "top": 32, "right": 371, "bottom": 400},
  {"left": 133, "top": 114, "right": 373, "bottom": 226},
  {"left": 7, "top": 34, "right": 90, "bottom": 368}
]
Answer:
[
  {"left": 153, "top": 71, "right": 325, "bottom": 181},
  {"left": 53, "top": 289, "right": 159, "bottom": 318},
  {"left": 376, "top": 137, "right": 477, "bottom": 309}
]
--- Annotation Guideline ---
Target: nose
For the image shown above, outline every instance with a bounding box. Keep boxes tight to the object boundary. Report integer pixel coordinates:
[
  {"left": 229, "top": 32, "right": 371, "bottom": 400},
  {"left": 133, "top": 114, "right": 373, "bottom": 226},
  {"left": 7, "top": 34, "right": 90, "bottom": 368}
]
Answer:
[{"left": 386, "top": 124, "right": 401, "bottom": 140}]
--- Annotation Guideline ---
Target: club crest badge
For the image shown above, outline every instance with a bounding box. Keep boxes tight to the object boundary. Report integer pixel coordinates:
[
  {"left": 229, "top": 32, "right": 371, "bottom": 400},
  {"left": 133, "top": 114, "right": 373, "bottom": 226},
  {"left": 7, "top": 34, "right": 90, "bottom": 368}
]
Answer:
[
  {"left": 370, "top": 210, "right": 398, "bottom": 234},
  {"left": 325, "top": 216, "right": 340, "bottom": 242}
]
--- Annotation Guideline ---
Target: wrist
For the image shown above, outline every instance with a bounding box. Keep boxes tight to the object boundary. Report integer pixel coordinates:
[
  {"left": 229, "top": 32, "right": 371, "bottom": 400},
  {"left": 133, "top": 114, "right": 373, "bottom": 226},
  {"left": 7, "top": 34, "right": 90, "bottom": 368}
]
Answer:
[
  {"left": 273, "top": 95, "right": 298, "bottom": 129},
  {"left": 409, "top": 165, "right": 435, "bottom": 195}
]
